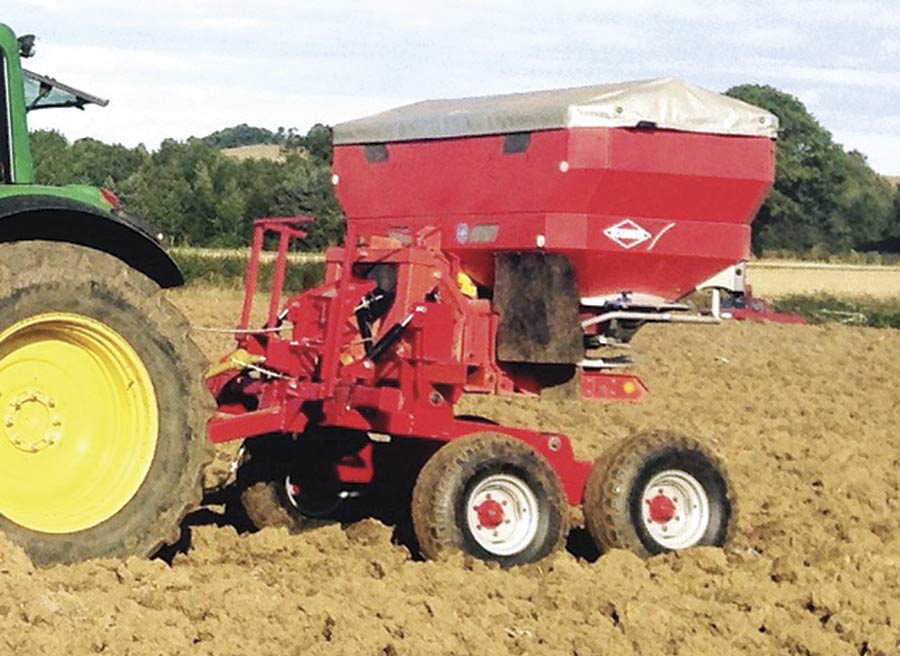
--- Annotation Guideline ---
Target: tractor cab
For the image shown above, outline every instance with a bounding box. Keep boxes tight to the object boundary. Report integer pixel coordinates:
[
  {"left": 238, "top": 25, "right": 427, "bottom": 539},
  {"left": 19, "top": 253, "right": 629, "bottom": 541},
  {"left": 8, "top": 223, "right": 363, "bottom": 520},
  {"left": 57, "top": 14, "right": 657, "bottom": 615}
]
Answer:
[
  {"left": 0, "top": 23, "right": 183, "bottom": 288},
  {"left": 0, "top": 28, "right": 106, "bottom": 184}
]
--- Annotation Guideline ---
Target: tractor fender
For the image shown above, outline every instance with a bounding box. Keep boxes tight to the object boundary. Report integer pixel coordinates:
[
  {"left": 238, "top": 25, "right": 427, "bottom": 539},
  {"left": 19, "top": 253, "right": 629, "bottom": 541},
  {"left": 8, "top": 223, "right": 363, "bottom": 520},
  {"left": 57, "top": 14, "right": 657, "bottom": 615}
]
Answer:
[{"left": 0, "top": 194, "right": 182, "bottom": 287}]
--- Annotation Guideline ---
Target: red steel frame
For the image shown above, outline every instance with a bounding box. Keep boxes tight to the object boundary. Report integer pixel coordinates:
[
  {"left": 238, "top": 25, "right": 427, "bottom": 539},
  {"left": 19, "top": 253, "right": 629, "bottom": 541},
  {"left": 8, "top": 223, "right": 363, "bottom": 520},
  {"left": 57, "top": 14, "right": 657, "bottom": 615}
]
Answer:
[{"left": 204, "top": 217, "right": 630, "bottom": 504}]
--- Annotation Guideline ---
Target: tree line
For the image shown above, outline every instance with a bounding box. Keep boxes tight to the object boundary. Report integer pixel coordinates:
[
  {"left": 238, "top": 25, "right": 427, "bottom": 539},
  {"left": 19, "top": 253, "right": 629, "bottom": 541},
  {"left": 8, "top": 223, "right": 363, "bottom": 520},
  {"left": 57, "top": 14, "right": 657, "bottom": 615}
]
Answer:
[
  {"left": 29, "top": 85, "right": 900, "bottom": 255},
  {"left": 726, "top": 85, "right": 900, "bottom": 255},
  {"left": 30, "top": 123, "right": 342, "bottom": 250}
]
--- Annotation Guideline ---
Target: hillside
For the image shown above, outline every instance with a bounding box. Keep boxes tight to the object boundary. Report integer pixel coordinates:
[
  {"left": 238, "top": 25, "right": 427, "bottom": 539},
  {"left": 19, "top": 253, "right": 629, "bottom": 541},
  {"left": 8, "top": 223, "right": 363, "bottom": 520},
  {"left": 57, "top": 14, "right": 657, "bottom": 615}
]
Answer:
[{"left": 220, "top": 144, "right": 286, "bottom": 163}]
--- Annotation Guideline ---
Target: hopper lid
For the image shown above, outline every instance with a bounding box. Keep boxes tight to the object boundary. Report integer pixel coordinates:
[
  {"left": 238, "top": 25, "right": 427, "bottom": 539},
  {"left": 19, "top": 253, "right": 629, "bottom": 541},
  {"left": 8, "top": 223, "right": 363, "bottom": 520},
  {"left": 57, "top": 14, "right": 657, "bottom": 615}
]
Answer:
[{"left": 334, "top": 77, "right": 778, "bottom": 144}]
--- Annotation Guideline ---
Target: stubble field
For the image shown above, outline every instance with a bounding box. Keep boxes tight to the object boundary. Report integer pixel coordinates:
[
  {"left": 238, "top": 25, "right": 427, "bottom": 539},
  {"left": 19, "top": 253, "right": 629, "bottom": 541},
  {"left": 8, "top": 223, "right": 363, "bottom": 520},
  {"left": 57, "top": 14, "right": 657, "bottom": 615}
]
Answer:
[
  {"left": 0, "top": 285, "right": 898, "bottom": 655},
  {"left": 749, "top": 261, "right": 900, "bottom": 299}
]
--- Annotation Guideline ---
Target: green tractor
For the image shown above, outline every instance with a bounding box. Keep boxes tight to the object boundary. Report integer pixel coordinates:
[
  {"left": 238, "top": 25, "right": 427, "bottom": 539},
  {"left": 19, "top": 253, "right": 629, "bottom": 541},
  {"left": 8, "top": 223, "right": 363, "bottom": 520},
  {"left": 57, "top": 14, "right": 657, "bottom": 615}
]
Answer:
[{"left": 0, "top": 24, "right": 209, "bottom": 565}]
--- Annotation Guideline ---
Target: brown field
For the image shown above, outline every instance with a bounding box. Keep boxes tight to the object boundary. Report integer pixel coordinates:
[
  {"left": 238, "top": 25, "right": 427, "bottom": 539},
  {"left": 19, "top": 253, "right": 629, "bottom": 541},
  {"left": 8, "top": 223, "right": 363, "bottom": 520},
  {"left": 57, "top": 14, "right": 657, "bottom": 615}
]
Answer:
[
  {"left": 748, "top": 260, "right": 900, "bottom": 299},
  {"left": 1, "top": 285, "right": 899, "bottom": 655}
]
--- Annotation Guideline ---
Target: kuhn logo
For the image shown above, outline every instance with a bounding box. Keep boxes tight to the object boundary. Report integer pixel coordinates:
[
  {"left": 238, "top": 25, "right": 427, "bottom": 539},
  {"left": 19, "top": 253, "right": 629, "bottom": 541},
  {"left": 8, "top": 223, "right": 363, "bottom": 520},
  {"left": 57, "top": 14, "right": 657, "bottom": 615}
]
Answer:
[{"left": 604, "top": 219, "right": 652, "bottom": 249}]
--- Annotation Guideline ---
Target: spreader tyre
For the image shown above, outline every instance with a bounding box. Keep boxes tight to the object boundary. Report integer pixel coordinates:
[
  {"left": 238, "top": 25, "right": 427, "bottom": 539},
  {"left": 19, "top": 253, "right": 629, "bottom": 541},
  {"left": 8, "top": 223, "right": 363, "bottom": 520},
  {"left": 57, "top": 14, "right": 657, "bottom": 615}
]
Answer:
[
  {"left": 0, "top": 242, "right": 212, "bottom": 565},
  {"left": 583, "top": 431, "right": 734, "bottom": 558},
  {"left": 237, "top": 434, "right": 359, "bottom": 532},
  {"left": 241, "top": 481, "right": 336, "bottom": 532},
  {"left": 411, "top": 432, "right": 567, "bottom": 567}
]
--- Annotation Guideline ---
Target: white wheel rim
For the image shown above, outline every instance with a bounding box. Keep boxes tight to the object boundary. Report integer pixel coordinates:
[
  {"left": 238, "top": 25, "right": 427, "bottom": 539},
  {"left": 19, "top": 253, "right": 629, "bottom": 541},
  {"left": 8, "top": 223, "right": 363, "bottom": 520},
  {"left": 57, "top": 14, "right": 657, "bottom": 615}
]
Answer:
[
  {"left": 640, "top": 469, "right": 710, "bottom": 550},
  {"left": 466, "top": 473, "right": 540, "bottom": 557}
]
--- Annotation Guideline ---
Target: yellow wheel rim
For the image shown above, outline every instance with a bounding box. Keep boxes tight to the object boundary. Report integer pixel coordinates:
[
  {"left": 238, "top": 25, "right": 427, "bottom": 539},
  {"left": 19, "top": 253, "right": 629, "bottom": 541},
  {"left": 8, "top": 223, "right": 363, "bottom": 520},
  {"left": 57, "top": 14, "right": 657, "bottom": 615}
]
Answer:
[{"left": 0, "top": 313, "right": 158, "bottom": 533}]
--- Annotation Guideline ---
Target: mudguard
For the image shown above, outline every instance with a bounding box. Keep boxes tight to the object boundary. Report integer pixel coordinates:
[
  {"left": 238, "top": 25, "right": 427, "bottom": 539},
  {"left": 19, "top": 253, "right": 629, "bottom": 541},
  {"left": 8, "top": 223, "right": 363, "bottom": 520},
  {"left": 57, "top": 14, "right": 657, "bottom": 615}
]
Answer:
[{"left": 0, "top": 193, "right": 182, "bottom": 287}]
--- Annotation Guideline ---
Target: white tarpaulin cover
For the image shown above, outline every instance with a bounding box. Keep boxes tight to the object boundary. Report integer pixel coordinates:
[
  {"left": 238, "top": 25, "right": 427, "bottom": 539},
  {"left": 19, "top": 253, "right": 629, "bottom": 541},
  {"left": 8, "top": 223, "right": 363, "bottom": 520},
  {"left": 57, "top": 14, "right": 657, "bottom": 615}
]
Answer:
[{"left": 333, "top": 78, "right": 779, "bottom": 144}]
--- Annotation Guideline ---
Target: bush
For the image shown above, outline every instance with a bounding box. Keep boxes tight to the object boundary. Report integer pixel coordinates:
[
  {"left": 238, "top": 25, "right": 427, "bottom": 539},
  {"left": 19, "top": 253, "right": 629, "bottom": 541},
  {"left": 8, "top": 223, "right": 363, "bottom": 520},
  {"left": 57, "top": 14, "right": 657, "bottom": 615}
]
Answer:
[{"left": 173, "top": 252, "right": 324, "bottom": 291}]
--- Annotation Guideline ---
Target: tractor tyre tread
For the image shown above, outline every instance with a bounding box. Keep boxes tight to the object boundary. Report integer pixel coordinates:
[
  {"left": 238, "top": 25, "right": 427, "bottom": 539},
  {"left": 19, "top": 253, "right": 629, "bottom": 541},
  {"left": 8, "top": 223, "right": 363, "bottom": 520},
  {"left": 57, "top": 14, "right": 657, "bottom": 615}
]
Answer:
[{"left": 0, "top": 241, "right": 213, "bottom": 565}]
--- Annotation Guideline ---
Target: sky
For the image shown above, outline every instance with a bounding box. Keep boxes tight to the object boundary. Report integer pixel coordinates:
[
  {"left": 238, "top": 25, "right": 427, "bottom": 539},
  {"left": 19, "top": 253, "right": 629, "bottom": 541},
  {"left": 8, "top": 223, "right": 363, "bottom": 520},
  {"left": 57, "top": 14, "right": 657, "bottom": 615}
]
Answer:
[{"left": 5, "top": 0, "right": 900, "bottom": 174}]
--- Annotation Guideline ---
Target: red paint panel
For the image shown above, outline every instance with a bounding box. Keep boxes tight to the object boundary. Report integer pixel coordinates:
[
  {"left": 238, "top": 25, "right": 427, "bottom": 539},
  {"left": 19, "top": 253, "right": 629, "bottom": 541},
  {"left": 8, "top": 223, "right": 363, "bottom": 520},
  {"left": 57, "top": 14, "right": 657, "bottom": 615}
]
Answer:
[
  {"left": 332, "top": 126, "right": 774, "bottom": 301},
  {"left": 332, "top": 127, "right": 773, "bottom": 221}
]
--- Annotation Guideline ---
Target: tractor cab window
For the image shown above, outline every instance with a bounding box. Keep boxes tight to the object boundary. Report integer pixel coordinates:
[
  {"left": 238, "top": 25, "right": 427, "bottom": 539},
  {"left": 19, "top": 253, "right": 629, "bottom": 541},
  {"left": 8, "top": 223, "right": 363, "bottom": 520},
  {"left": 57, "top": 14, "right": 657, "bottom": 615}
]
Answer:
[{"left": 22, "top": 69, "right": 108, "bottom": 112}]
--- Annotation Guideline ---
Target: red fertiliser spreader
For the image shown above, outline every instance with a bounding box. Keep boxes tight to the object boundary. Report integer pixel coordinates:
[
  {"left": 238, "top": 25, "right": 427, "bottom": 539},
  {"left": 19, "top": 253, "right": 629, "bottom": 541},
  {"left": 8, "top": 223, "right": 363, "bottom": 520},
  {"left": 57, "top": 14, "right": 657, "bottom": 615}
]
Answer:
[{"left": 207, "top": 78, "right": 778, "bottom": 566}]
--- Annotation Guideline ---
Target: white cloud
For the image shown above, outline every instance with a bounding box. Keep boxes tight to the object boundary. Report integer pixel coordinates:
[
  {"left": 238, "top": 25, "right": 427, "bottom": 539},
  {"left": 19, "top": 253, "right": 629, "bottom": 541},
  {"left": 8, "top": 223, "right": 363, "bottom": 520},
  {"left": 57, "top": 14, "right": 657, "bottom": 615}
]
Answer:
[
  {"left": 763, "top": 0, "right": 900, "bottom": 29},
  {"left": 831, "top": 129, "right": 900, "bottom": 175},
  {"left": 879, "top": 38, "right": 900, "bottom": 57},
  {"left": 570, "top": 22, "right": 656, "bottom": 51},
  {"left": 692, "top": 56, "right": 900, "bottom": 94},
  {"left": 17, "top": 0, "right": 119, "bottom": 9},
  {"left": 732, "top": 25, "right": 805, "bottom": 50},
  {"left": 794, "top": 87, "right": 824, "bottom": 107},
  {"left": 558, "top": 0, "right": 746, "bottom": 22},
  {"left": 193, "top": 17, "right": 272, "bottom": 32},
  {"left": 767, "top": 63, "right": 900, "bottom": 91}
]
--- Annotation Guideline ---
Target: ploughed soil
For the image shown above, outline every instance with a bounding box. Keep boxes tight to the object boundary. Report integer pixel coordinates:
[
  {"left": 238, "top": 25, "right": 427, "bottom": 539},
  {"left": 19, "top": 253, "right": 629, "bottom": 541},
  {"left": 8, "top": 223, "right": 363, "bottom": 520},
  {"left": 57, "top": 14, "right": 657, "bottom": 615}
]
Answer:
[{"left": 1, "top": 286, "right": 898, "bottom": 655}]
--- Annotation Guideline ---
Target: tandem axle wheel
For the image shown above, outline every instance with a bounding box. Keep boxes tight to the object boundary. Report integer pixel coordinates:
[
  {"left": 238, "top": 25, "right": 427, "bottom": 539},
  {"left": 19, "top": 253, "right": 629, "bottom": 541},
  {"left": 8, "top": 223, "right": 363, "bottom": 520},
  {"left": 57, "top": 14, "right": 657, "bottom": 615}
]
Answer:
[
  {"left": 583, "top": 431, "right": 734, "bottom": 558},
  {"left": 234, "top": 427, "right": 734, "bottom": 568}
]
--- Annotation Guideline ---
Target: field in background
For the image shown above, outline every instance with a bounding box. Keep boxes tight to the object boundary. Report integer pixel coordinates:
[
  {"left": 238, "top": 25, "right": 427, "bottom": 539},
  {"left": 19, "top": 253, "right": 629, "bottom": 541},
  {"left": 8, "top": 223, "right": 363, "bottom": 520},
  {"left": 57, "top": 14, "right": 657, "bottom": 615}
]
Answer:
[
  {"left": 748, "top": 260, "right": 900, "bottom": 299},
  {"left": 220, "top": 144, "right": 286, "bottom": 162}
]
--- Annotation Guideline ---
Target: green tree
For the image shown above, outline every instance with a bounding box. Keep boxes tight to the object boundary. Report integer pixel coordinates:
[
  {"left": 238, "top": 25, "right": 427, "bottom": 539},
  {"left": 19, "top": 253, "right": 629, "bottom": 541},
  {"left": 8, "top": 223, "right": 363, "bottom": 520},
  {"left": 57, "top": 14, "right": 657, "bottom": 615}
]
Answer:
[
  {"left": 726, "top": 85, "right": 895, "bottom": 254},
  {"left": 269, "top": 151, "right": 343, "bottom": 249},
  {"left": 211, "top": 177, "right": 247, "bottom": 247},
  {"left": 67, "top": 137, "right": 146, "bottom": 187},
  {"left": 303, "top": 123, "right": 333, "bottom": 163},
  {"left": 889, "top": 186, "right": 900, "bottom": 242},
  {"left": 28, "top": 123, "right": 335, "bottom": 249},
  {"left": 200, "top": 124, "right": 276, "bottom": 148},
  {"left": 29, "top": 129, "right": 72, "bottom": 184}
]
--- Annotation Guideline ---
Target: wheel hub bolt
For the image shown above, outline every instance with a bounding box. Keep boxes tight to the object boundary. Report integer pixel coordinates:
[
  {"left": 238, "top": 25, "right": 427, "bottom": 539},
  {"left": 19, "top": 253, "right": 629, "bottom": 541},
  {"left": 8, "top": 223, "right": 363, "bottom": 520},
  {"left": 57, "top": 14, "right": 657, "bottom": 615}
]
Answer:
[{"left": 4, "top": 390, "right": 63, "bottom": 454}]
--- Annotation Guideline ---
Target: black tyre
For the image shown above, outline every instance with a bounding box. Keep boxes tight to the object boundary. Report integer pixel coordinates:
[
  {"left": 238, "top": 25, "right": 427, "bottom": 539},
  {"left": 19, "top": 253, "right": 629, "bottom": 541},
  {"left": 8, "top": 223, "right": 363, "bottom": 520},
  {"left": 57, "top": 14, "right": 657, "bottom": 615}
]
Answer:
[
  {"left": 237, "top": 432, "right": 366, "bottom": 532},
  {"left": 411, "top": 433, "right": 567, "bottom": 567},
  {"left": 0, "top": 241, "right": 212, "bottom": 565},
  {"left": 241, "top": 480, "right": 336, "bottom": 532},
  {"left": 584, "top": 430, "right": 734, "bottom": 558}
]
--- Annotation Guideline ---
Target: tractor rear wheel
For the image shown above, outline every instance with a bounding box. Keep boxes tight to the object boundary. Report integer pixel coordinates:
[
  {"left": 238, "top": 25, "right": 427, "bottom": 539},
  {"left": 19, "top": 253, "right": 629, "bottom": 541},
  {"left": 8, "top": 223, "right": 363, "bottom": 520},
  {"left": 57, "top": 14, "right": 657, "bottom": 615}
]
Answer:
[
  {"left": 0, "top": 241, "right": 212, "bottom": 565},
  {"left": 583, "top": 431, "right": 734, "bottom": 558},
  {"left": 411, "top": 433, "right": 567, "bottom": 567}
]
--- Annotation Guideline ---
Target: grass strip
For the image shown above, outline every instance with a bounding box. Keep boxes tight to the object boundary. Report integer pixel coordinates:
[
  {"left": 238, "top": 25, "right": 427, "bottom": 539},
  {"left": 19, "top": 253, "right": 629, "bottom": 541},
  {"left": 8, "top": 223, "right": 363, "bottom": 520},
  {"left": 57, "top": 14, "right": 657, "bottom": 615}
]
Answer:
[{"left": 772, "top": 294, "right": 900, "bottom": 328}]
